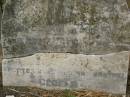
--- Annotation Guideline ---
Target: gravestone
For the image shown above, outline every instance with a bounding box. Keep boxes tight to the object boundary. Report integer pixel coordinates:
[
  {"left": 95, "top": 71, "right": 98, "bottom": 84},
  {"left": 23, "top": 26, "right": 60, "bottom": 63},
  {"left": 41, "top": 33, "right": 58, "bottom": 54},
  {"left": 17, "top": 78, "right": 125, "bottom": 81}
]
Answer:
[
  {"left": 1, "top": 0, "right": 130, "bottom": 94},
  {"left": 1, "top": 0, "right": 130, "bottom": 58},
  {"left": 2, "top": 51, "right": 129, "bottom": 94}
]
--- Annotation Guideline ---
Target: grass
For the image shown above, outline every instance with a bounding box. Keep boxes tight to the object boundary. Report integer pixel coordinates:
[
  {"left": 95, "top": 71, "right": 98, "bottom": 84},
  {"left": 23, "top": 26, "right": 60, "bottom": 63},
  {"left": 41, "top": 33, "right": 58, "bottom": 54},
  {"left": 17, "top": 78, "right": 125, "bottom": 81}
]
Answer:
[{"left": 62, "top": 89, "right": 75, "bottom": 97}]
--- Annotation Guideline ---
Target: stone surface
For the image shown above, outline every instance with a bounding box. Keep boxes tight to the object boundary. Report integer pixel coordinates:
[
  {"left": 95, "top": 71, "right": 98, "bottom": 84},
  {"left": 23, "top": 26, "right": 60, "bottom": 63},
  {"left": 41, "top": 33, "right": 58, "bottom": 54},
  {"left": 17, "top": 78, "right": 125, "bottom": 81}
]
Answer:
[
  {"left": 126, "top": 0, "right": 130, "bottom": 9},
  {"left": 1, "top": 0, "right": 130, "bottom": 58},
  {"left": 0, "top": 0, "right": 2, "bottom": 42},
  {"left": 2, "top": 51, "right": 129, "bottom": 94},
  {"left": 0, "top": 0, "right": 4, "bottom": 87},
  {"left": 1, "top": 0, "right": 130, "bottom": 95}
]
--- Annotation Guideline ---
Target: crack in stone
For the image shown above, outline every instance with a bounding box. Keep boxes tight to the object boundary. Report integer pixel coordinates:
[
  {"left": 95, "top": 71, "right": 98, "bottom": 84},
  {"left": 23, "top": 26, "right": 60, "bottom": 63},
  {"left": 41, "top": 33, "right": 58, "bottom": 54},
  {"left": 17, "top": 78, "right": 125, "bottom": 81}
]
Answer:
[{"left": 2, "top": 51, "right": 129, "bottom": 60}]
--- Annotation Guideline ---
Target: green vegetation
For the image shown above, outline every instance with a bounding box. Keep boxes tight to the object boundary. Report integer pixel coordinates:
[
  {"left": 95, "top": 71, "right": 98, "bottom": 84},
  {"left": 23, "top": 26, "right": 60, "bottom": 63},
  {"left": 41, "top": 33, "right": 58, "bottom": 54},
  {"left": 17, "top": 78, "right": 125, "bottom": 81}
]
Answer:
[{"left": 61, "top": 89, "right": 76, "bottom": 97}]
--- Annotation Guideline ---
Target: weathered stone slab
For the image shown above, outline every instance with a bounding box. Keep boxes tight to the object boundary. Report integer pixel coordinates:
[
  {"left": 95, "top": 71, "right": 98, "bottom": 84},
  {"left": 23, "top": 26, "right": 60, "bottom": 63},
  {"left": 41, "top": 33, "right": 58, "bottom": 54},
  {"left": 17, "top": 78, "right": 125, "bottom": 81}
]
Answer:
[
  {"left": 1, "top": 0, "right": 130, "bottom": 58},
  {"left": 2, "top": 51, "right": 129, "bottom": 94}
]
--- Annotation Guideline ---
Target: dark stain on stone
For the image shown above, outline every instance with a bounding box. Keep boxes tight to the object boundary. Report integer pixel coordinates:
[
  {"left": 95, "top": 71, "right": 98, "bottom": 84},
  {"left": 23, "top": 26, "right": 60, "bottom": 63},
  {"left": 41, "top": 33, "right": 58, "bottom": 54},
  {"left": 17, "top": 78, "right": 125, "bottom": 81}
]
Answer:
[
  {"left": 39, "top": 77, "right": 46, "bottom": 86},
  {"left": 126, "top": 0, "right": 130, "bottom": 9},
  {"left": 85, "top": 59, "right": 89, "bottom": 68},
  {"left": 100, "top": 57, "right": 106, "bottom": 62},
  {"left": 70, "top": 81, "right": 78, "bottom": 88},
  {"left": 46, "top": 0, "right": 65, "bottom": 25},
  {"left": 36, "top": 55, "right": 40, "bottom": 61},
  {"left": 96, "top": 35, "right": 100, "bottom": 39},
  {"left": 3, "top": 0, "right": 16, "bottom": 20},
  {"left": 30, "top": 73, "right": 36, "bottom": 83},
  {"left": 0, "top": 0, "right": 4, "bottom": 13}
]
